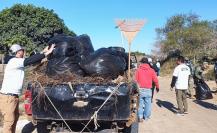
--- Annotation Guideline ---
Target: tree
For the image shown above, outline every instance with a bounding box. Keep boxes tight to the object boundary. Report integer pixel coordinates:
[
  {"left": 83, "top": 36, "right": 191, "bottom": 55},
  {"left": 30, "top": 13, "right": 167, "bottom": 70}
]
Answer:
[
  {"left": 0, "top": 4, "right": 75, "bottom": 54},
  {"left": 155, "top": 13, "right": 215, "bottom": 62}
]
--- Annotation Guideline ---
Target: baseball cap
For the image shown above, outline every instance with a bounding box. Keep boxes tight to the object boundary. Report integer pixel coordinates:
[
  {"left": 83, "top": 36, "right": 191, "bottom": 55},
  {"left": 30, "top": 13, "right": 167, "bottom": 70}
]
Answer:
[{"left": 10, "top": 44, "right": 24, "bottom": 53}]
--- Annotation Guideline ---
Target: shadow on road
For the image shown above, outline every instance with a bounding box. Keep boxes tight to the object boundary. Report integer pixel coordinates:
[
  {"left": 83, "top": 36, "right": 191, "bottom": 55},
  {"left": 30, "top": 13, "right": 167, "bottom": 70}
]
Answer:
[
  {"left": 21, "top": 122, "right": 36, "bottom": 133},
  {"left": 193, "top": 100, "right": 217, "bottom": 111},
  {"left": 156, "top": 99, "right": 177, "bottom": 113}
]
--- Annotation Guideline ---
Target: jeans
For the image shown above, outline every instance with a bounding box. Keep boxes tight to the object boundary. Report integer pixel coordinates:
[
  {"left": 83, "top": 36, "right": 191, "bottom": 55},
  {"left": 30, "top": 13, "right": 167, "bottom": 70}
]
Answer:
[{"left": 138, "top": 89, "right": 152, "bottom": 119}]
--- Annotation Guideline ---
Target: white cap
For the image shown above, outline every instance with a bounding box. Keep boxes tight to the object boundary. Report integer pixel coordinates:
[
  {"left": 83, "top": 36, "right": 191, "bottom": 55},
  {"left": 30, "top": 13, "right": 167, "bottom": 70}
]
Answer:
[
  {"left": 10, "top": 44, "right": 24, "bottom": 53},
  {"left": 148, "top": 58, "right": 152, "bottom": 63}
]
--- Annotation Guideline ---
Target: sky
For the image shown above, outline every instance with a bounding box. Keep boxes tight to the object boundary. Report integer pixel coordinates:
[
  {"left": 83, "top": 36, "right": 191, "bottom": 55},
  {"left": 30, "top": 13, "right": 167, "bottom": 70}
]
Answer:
[{"left": 0, "top": 0, "right": 217, "bottom": 54}]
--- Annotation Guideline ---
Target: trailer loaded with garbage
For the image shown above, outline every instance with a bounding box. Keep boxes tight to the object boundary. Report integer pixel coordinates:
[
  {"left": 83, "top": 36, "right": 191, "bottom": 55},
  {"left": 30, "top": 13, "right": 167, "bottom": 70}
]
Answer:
[{"left": 24, "top": 34, "right": 139, "bottom": 133}]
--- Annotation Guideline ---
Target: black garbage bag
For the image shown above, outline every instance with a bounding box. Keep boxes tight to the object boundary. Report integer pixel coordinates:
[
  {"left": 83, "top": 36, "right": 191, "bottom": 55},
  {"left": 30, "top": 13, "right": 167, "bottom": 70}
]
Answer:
[
  {"left": 48, "top": 34, "right": 79, "bottom": 59},
  {"left": 80, "top": 48, "right": 127, "bottom": 78},
  {"left": 46, "top": 34, "right": 94, "bottom": 76},
  {"left": 76, "top": 34, "right": 94, "bottom": 57},
  {"left": 195, "top": 79, "right": 213, "bottom": 100},
  {"left": 46, "top": 56, "right": 84, "bottom": 76},
  {"left": 48, "top": 34, "right": 94, "bottom": 59}
]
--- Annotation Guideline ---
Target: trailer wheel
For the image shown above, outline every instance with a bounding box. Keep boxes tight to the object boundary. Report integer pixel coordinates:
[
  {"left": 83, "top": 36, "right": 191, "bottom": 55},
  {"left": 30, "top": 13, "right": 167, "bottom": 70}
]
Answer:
[
  {"left": 122, "top": 122, "right": 138, "bottom": 133},
  {"left": 37, "top": 122, "right": 50, "bottom": 133}
]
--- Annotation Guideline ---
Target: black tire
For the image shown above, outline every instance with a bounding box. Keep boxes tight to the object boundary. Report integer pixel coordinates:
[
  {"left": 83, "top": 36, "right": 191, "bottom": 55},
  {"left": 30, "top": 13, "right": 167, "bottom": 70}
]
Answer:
[
  {"left": 36, "top": 122, "right": 50, "bottom": 133},
  {"left": 122, "top": 122, "right": 139, "bottom": 133}
]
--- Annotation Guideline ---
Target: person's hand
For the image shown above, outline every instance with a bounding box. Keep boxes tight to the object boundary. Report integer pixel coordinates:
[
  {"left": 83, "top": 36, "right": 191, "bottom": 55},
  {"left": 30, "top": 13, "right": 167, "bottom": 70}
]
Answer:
[
  {"left": 156, "top": 88, "right": 159, "bottom": 93},
  {"left": 43, "top": 44, "right": 55, "bottom": 56}
]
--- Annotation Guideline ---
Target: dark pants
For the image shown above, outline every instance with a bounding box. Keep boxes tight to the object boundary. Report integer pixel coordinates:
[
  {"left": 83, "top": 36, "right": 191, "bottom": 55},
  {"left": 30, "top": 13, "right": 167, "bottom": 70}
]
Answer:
[{"left": 175, "top": 89, "right": 188, "bottom": 113}]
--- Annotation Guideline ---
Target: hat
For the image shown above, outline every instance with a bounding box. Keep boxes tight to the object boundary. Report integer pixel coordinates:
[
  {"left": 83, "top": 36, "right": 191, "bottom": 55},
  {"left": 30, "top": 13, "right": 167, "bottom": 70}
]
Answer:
[
  {"left": 148, "top": 58, "right": 152, "bottom": 63},
  {"left": 10, "top": 44, "right": 24, "bottom": 53}
]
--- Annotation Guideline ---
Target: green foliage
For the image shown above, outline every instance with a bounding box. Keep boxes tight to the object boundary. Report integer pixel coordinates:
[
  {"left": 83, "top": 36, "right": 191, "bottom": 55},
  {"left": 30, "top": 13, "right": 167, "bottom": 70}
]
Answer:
[
  {"left": 156, "top": 13, "right": 216, "bottom": 61},
  {"left": 131, "top": 51, "right": 145, "bottom": 56},
  {"left": 0, "top": 4, "right": 75, "bottom": 53}
]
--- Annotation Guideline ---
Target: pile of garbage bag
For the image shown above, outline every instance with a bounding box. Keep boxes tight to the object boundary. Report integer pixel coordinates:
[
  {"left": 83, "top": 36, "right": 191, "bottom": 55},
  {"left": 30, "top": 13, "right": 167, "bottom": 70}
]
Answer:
[{"left": 44, "top": 34, "right": 128, "bottom": 79}]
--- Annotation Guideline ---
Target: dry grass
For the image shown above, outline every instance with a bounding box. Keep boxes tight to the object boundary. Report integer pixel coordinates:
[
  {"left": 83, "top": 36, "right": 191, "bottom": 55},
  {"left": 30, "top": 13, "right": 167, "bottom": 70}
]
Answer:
[
  {"left": 25, "top": 61, "right": 130, "bottom": 89},
  {"left": 160, "top": 59, "right": 176, "bottom": 76},
  {"left": 204, "top": 65, "right": 215, "bottom": 81}
]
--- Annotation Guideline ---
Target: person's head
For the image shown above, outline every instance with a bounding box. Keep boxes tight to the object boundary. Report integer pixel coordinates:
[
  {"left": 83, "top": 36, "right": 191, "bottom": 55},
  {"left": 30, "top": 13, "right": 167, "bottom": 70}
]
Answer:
[
  {"left": 148, "top": 58, "right": 152, "bottom": 63},
  {"left": 140, "top": 57, "right": 149, "bottom": 64},
  {"left": 176, "top": 56, "right": 185, "bottom": 65},
  {"left": 10, "top": 44, "right": 25, "bottom": 58}
]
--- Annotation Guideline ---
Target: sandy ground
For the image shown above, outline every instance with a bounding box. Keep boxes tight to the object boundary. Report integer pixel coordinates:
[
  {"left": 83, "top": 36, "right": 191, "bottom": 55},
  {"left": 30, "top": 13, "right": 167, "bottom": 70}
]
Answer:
[
  {"left": 0, "top": 76, "right": 217, "bottom": 133},
  {"left": 138, "top": 76, "right": 217, "bottom": 133}
]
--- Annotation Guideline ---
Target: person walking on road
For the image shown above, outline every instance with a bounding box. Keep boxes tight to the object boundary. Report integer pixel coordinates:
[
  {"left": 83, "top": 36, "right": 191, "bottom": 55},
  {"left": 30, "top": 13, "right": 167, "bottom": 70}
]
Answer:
[
  {"left": 170, "top": 56, "right": 191, "bottom": 115},
  {"left": 135, "top": 57, "right": 159, "bottom": 122},
  {"left": 156, "top": 59, "right": 161, "bottom": 76},
  {"left": 0, "top": 44, "right": 55, "bottom": 133}
]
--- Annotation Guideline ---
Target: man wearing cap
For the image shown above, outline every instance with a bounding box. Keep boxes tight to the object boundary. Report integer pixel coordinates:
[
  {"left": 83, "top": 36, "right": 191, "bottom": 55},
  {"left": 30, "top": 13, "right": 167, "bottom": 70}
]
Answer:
[
  {"left": 0, "top": 44, "right": 55, "bottom": 133},
  {"left": 135, "top": 57, "right": 159, "bottom": 122}
]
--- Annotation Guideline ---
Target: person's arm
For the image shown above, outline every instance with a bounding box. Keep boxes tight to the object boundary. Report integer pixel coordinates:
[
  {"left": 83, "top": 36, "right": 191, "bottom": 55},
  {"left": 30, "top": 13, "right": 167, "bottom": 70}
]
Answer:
[
  {"left": 24, "top": 44, "right": 55, "bottom": 67},
  {"left": 24, "top": 53, "right": 45, "bottom": 66},
  {"left": 195, "top": 67, "right": 203, "bottom": 79},
  {"left": 135, "top": 70, "right": 139, "bottom": 82},
  {"left": 170, "top": 66, "right": 178, "bottom": 88},
  {"left": 152, "top": 70, "right": 159, "bottom": 91},
  {"left": 170, "top": 76, "right": 177, "bottom": 88}
]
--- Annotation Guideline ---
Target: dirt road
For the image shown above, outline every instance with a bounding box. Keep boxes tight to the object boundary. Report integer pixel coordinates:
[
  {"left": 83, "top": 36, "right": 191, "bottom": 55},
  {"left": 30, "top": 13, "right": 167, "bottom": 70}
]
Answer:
[
  {"left": 1, "top": 76, "right": 217, "bottom": 133},
  {"left": 139, "top": 76, "right": 217, "bottom": 133}
]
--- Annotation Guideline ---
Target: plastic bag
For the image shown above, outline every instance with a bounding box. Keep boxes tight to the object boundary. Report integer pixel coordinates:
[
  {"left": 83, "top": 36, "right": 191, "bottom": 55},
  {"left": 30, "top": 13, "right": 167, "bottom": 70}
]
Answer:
[
  {"left": 80, "top": 48, "right": 127, "bottom": 78},
  {"left": 46, "top": 57, "right": 84, "bottom": 76},
  {"left": 46, "top": 34, "right": 94, "bottom": 76},
  {"left": 195, "top": 80, "right": 213, "bottom": 100},
  {"left": 48, "top": 34, "right": 94, "bottom": 59}
]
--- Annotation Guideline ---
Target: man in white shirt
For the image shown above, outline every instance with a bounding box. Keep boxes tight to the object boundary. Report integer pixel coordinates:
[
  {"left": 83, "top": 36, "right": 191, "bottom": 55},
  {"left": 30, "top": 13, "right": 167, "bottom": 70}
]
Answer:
[
  {"left": 170, "top": 56, "right": 191, "bottom": 115},
  {"left": 0, "top": 44, "right": 55, "bottom": 133}
]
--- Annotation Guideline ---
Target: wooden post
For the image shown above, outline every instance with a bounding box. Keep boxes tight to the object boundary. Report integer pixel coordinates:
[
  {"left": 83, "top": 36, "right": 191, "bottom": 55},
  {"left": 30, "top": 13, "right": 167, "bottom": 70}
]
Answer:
[{"left": 128, "top": 42, "right": 131, "bottom": 82}]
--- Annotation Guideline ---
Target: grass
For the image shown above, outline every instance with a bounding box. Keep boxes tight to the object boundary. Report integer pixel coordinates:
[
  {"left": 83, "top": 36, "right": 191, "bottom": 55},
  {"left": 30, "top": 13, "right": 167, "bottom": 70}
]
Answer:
[{"left": 160, "top": 59, "right": 177, "bottom": 76}]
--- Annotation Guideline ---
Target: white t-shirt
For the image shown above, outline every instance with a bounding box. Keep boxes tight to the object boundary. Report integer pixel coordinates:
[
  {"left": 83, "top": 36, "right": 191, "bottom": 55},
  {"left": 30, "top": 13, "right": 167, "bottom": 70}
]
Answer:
[
  {"left": 1, "top": 58, "right": 25, "bottom": 95},
  {"left": 173, "top": 64, "right": 190, "bottom": 90},
  {"left": 156, "top": 62, "right": 160, "bottom": 68}
]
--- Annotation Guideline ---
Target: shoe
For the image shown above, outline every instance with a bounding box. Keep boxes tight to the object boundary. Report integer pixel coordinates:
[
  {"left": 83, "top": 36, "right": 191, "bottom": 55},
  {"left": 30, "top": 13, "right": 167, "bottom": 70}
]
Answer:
[
  {"left": 138, "top": 118, "right": 144, "bottom": 122},
  {"left": 184, "top": 111, "right": 188, "bottom": 114},
  {"left": 176, "top": 112, "right": 184, "bottom": 116}
]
